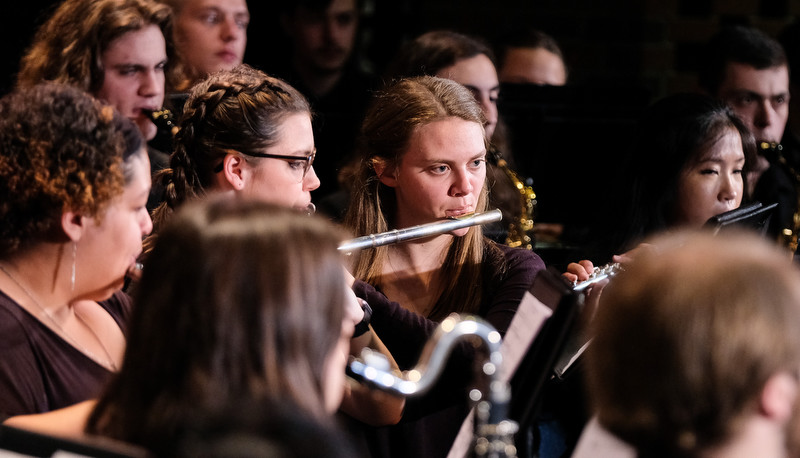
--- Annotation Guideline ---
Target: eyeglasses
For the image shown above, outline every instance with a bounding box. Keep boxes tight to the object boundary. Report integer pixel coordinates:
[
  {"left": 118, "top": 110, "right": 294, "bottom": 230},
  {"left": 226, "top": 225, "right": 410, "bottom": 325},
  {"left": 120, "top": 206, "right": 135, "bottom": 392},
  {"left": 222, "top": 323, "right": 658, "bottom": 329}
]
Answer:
[{"left": 214, "top": 148, "right": 316, "bottom": 182}]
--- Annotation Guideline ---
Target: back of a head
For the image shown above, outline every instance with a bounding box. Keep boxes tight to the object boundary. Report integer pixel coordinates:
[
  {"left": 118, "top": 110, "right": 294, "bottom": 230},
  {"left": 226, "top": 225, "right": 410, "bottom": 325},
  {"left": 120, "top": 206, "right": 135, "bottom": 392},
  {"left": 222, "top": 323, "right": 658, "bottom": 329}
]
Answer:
[
  {"left": 88, "top": 196, "right": 349, "bottom": 454},
  {"left": 384, "top": 29, "right": 496, "bottom": 81},
  {"left": 698, "top": 24, "right": 787, "bottom": 96},
  {"left": 0, "top": 82, "right": 126, "bottom": 258},
  {"left": 174, "top": 397, "right": 356, "bottom": 458},
  {"left": 586, "top": 228, "right": 800, "bottom": 456}
]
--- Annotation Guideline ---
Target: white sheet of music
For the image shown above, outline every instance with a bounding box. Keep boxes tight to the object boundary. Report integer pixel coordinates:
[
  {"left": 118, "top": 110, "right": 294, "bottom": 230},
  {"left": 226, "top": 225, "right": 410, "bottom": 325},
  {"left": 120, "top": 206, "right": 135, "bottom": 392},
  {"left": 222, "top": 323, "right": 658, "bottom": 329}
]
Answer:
[{"left": 446, "top": 290, "right": 554, "bottom": 458}]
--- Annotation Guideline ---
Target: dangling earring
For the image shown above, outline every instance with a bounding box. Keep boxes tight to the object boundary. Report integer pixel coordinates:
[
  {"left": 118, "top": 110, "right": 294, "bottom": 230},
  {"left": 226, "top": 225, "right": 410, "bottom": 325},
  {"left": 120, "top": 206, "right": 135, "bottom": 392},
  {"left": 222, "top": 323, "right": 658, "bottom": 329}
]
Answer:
[{"left": 71, "top": 242, "right": 76, "bottom": 291}]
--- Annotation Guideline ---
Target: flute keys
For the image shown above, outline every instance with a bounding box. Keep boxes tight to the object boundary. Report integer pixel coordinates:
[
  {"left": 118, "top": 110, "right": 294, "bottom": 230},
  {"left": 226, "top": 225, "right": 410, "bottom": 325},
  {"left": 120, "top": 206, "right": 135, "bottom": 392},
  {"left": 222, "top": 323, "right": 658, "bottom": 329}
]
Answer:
[{"left": 572, "top": 262, "right": 621, "bottom": 291}]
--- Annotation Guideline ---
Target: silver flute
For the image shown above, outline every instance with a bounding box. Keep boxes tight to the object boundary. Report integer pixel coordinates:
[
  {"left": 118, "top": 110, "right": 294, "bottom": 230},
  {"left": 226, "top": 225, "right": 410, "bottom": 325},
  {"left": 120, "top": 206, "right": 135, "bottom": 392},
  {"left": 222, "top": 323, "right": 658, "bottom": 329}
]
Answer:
[
  {"left": 571, "top": 262, "right": 621, "bottom": 291},
  {"left": 338, "top": 209, "right": 502, "bottom": 254}
]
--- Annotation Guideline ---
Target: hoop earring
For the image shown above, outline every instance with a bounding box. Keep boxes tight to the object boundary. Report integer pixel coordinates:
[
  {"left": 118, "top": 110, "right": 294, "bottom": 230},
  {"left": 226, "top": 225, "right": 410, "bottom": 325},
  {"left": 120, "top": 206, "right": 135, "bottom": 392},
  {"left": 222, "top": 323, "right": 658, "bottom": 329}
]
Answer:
[{"left": 71, "top": 242, "right": 76, "bottom": 291}]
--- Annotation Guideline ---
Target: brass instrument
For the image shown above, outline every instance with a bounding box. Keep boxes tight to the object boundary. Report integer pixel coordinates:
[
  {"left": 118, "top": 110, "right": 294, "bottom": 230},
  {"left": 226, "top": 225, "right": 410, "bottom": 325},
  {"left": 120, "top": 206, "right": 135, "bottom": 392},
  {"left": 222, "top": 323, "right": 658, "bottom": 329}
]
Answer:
[
  {"left": 348, "top": 314, "right": 518, "bottom": 457},
  {"left": 489, "top": 149, "right": 536, "bottom": 250},
  {"left": 760, "top": 141, "right": 800, "bottom": 256},
  {"left": 338, "top": 210, "right": 503, "bottom": 254}
]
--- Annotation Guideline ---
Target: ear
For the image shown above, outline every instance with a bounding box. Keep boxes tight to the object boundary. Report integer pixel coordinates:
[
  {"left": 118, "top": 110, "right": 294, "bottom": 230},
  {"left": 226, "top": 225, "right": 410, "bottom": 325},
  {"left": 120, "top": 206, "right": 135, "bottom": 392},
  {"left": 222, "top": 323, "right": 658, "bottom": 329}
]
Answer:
[
  {"left": 61, "top": 211, "right": 86, "bottom": 243},
  {"left": 760, "top": 371, "right": 798, "bottom": 422},
  {"left": 221, "top": 153, "right": 247, "bottom": 191},
  {"left": 372, "top": 159, "right": 398, "bottom": 188}
]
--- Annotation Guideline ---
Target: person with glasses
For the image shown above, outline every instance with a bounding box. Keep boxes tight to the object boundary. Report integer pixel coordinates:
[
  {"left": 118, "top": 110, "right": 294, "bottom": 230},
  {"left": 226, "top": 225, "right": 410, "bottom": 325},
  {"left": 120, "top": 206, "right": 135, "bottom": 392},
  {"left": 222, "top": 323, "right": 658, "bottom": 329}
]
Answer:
[
  {"left": 145, "top": 63, "right": 405, "bottom": 429},
  {"left": 148, "top": 63, "right": 320, "bottom": 243}
]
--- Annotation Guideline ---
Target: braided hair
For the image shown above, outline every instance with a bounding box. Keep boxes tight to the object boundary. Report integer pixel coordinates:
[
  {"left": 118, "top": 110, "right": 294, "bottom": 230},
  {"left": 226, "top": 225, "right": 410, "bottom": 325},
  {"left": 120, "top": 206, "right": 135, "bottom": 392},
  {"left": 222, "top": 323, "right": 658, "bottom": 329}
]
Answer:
[{"left": 147, "top": 65, "right": 311, "bottom": 250}]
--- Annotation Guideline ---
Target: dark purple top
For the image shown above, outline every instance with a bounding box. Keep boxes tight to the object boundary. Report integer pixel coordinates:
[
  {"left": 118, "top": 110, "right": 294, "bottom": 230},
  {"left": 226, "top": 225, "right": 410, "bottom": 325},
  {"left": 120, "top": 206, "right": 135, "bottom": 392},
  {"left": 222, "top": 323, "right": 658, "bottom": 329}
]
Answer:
[
  {"left": 350, "top": 242, "right": 545, "bottom": 458},
  {"left": 0, "top": 290, "right": 132, "bottom": 418}
]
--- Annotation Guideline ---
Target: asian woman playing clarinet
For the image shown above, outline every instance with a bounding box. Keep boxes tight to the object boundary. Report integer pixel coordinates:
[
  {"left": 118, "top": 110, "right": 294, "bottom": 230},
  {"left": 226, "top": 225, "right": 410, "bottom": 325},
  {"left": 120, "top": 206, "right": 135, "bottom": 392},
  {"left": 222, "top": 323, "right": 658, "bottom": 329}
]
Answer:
[{"left": 565, "top": 92, "right": 757, "bottom": 285}]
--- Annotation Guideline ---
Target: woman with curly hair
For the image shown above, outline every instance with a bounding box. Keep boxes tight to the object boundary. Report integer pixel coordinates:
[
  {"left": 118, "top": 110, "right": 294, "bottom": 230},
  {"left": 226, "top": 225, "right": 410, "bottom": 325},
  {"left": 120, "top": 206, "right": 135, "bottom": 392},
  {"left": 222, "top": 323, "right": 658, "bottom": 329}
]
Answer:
[{"left": 0, "top": 83, "right": 152, "bottom": 422}]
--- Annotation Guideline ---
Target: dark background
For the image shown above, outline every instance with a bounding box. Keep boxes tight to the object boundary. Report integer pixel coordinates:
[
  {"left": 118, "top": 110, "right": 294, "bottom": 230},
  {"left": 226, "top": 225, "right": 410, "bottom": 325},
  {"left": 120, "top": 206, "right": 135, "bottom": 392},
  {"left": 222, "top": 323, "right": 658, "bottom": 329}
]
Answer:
[
  {"left": 6, "top": 0, "right": 799, "bottom": 266},
  {"left": 7, "top": 0, "right": 800, "bottom": 98}
]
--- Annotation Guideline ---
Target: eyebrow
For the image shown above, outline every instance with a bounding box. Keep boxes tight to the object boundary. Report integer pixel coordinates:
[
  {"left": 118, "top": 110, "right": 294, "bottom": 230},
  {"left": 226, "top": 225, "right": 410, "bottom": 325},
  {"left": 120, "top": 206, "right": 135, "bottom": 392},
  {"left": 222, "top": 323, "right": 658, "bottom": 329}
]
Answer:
[
  {"left": 463, "top": 84, "right": 501, "bottom": 93},
  {"left": 202, "top": 6, "right": 250, "bottom": 17},
  {"left": 111, "top": 58, "right": 167, "bottom": 70},
  {"left": 423, "top": 151, "right": 487, "bottom": 164},
  {"left": 728, "top": 89, "right": 788, "bottom": 100}
]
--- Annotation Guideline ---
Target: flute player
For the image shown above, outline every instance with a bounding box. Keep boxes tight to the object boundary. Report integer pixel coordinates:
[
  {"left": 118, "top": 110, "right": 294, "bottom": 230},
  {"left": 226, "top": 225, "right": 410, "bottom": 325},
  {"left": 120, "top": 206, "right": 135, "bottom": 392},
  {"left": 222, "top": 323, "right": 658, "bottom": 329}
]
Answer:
[{"left": 343, "top": 75, "right": 546, "bottom": 458}]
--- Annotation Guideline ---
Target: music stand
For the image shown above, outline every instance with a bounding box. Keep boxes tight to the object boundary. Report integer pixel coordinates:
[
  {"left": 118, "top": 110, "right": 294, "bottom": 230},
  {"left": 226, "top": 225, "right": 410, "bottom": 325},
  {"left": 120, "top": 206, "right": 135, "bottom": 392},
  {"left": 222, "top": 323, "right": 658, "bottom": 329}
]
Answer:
[{"left": 507, "top": 267, "right": 585, "bottom": 457}]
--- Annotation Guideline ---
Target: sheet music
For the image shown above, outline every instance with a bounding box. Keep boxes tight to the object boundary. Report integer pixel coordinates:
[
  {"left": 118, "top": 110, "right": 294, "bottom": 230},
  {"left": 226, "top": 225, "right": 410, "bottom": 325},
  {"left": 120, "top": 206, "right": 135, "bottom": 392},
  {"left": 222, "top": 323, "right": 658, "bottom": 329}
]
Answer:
[{"left": 446, "top": 290, "right": 553, "bottom": 457}]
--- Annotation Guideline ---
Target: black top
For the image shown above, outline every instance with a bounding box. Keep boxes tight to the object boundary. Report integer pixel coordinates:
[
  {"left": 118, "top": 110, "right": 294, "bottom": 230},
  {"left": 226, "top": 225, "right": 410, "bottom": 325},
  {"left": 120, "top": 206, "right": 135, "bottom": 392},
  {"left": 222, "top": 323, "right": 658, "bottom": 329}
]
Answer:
[{"left": 0, "top": 290, "right": 131, "bottom": 418}]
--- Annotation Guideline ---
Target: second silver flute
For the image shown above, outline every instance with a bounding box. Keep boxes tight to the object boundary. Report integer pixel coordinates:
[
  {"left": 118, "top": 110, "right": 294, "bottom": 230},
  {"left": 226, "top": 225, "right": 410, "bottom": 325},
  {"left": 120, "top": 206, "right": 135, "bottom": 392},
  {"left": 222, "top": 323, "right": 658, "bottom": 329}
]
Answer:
[{"left": 338, "top": 209, "right": 503, "bottom": 254}]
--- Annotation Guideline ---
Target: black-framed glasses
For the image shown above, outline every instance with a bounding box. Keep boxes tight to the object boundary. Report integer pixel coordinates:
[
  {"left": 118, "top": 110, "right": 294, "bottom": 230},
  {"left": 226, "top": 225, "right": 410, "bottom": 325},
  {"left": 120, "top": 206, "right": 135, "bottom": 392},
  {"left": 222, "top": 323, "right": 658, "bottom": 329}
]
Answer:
[{"left": 214, "top": 148, "right": 316, "bottom": 182}]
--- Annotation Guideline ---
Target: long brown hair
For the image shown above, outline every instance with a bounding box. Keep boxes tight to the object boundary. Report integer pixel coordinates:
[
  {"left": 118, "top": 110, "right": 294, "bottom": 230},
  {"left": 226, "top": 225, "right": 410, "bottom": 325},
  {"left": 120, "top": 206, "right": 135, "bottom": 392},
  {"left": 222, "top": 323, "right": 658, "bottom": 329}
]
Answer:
[
  {"left": 87, "top": 197, "right": 349, "bottom": 456},
  {"left": 344, "top": 75, "right": 497, "bottom": 321},
  {"left": 17, "top": 0, "right": 182, "bottom": 94}
]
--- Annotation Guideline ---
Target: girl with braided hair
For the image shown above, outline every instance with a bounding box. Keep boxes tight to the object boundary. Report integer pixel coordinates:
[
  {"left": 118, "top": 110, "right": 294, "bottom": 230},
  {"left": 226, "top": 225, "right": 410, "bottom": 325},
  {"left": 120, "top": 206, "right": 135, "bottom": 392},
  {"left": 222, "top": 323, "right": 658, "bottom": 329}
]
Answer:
[
  {"left": 142, "top": 63, "right": 404, "bottom": 430},
  {"left": 147, "top": 63, "right": 320, "bottom": 250}
]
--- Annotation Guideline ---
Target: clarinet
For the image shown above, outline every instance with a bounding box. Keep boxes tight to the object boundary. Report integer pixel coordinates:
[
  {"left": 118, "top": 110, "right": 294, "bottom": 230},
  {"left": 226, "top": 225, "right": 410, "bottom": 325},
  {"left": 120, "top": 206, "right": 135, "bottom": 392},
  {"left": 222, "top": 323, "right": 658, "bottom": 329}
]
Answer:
[{"left": 144, "top": 108, "right": 179, "bottom": 138}]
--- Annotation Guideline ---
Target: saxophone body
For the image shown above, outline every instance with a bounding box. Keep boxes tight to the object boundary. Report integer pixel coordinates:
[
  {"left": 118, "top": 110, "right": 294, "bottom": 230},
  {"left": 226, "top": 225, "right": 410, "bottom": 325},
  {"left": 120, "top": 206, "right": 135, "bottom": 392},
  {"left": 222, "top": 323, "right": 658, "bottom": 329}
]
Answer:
[
  {"left": 760, "top": 141, "right": 800, "bottom": 256},
  {"left": 489, "top": 148, "right": 536, "bottom": 250}
]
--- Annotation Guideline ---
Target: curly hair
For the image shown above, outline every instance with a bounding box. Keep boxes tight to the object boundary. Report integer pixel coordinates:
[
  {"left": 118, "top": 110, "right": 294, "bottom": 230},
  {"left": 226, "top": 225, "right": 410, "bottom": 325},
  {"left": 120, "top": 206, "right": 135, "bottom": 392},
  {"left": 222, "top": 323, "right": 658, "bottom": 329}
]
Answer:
[
  {"left": 16, "top": 0, "right": 182, "bottom": 94},
  {"left": 0, "top": 83, "right": 128, "bottom": 257},
  {"left": 148, "top": 64, "right": 311, "bottom": 242}
]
